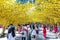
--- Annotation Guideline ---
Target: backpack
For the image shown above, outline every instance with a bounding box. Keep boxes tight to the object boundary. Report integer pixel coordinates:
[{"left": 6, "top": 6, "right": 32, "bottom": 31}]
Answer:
[{"left": 22, "top": 32, "right": 24, "bottom": 35}]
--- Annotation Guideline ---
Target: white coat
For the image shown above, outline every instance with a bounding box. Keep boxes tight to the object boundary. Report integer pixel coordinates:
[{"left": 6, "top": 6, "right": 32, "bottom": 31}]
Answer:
[{"left": 8, "top": 33, "right": 15, "bottom": 40}]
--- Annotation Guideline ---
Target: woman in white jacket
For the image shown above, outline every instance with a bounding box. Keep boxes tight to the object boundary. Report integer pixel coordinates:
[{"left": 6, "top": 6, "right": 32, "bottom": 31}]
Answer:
[
  {"left": 7, "top": 24, "right": 16, "bottom": 40},
  {"left": 31, "top": 25, "right": 37, "bottom": 40}
]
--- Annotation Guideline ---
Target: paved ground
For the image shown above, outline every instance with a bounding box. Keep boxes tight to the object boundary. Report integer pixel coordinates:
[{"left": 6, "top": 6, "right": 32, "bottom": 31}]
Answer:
[
  {"left": 0, "top": 29, "right": 60, "bottom": 40},
  {"left": 0, "top": 31, "right": 60, "bottom": 40}
]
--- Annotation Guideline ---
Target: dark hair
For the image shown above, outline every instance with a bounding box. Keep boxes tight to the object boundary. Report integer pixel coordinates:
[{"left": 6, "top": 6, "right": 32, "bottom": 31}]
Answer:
[
  {"left": 8, "top": 27, "right": 15, "bottom": 37},
  {"left": 36, "top": 25, "right": 38, "bottom": 28},
  {"left": 33, "top": 25, "right": 35, "bottom": 29},
  {"left": 18, "top": 24, "right": 21, "bottom": 26},
  {"left": 30, "top": 24, "right": 32, "bottom": 28},
  {"left": 11, "top": 27, "right": 15, "bottom": 37},
  {"left": 55, "top": 24, "right": 57, "bottom": 26},
  {"left": 8, "top": 28, "right": 12, "bottom": 33},
  {"left": 43, "top": 25, "right": 46, "bottom": 29},
  {"left": 10, "top": 24, "right": 13, "bottom": 25}
]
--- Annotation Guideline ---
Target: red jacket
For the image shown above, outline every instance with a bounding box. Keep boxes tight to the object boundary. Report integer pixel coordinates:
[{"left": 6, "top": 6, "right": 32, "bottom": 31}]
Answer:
[
  {"left": 43, "top": 26, "right": 46, "bottom": 38},
  {"left": 53, "top": 25, "right": 58, "bottom": 33}
]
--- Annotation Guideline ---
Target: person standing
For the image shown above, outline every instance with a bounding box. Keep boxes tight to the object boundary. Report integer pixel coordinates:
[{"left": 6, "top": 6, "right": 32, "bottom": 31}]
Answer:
[
  {"left": 21, "top": 26, "right": 27, "bottom": 40},
  {"left": 31, "top": 25, "right": 37, "bottom": 40},
  {"left": 43, "top": 25, "right": 46, "bottom": 38},
  {"left": 0, "top": 25, "right": 3, "bottom": 37},
  {"left": 49, "top": 25, "right": 53, "bottom": 32},
  {"left": 7, "top": 24, "right": 16, "bottom": 40},
  {"left": 53, "top": 24, "right": 58, "bottom": 33},
  {"left": 27, "top": 24, "right": 32, "bottom": 40},
  {"left": 18, "top": 24, "right": 22, "bottom": 34}
]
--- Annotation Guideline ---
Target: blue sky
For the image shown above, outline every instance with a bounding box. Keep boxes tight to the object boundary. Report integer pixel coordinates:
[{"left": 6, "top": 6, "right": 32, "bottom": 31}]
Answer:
[{"left": 16, "top": 0, "right": 35, "bottom": 4}]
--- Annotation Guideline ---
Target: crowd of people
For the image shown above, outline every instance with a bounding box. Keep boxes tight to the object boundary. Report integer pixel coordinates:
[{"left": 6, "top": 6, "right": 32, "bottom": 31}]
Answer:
[{"left": 0, "top": 23, "right": 60, "bottom": 40}]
